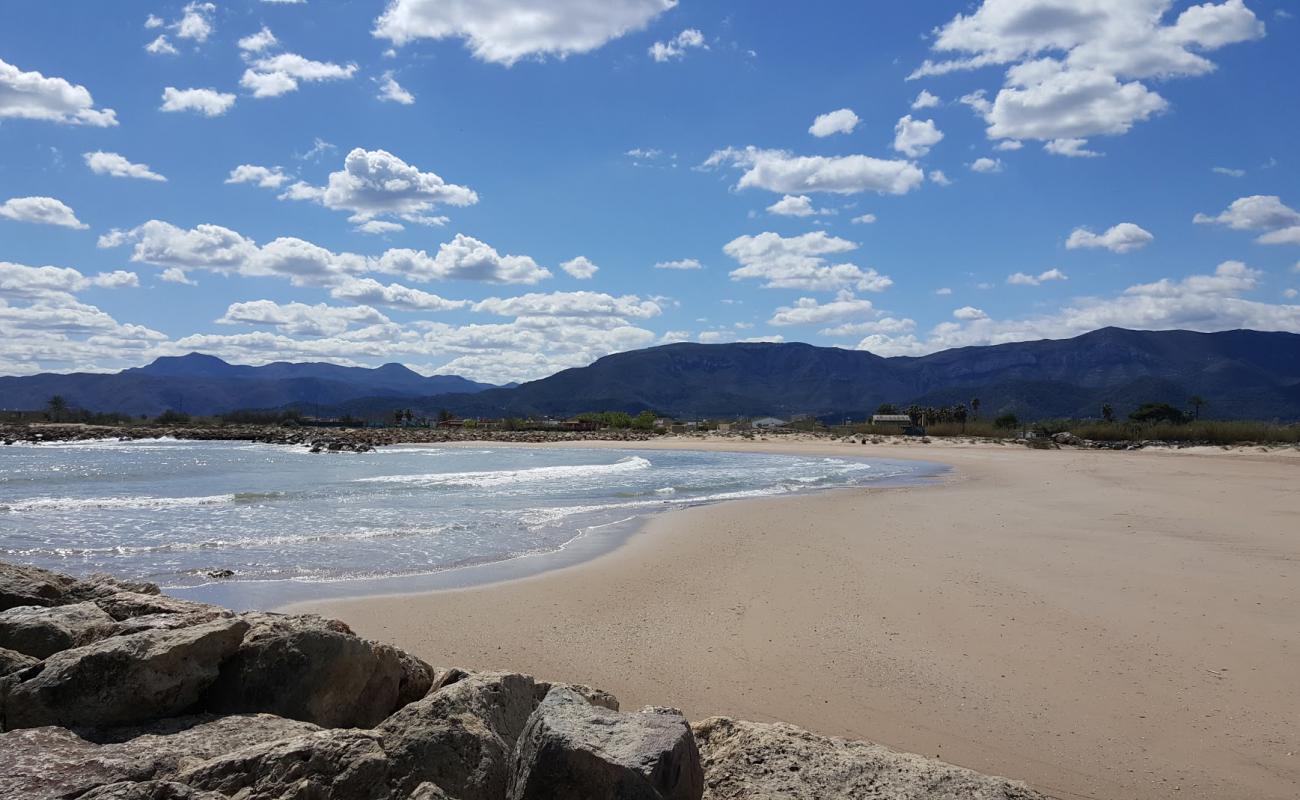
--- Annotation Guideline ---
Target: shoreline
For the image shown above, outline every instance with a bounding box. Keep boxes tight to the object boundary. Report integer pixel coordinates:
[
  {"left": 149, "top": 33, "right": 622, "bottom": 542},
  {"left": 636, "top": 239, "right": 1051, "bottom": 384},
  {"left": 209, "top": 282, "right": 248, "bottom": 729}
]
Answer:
[{"left": 292, "top": 438, "right": 1300, "bottom": 800}]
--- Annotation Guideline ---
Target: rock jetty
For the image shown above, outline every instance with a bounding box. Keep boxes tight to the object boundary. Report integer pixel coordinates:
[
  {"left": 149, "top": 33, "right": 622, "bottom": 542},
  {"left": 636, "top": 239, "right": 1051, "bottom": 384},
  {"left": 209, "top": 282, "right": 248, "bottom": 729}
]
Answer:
[{"left": 0, "top": 560, "right": 1044, "bottom": 799}]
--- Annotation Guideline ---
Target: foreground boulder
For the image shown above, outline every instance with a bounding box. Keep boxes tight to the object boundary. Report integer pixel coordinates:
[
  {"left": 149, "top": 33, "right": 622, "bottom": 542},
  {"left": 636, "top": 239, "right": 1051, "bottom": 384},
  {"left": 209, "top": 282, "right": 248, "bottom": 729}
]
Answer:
[
  {"left": 203, "top": 612, "right": 434, "bottom": 728},
  {"left": 79, "top": 781, "right": 226, "bottom": 800},
  {"left": 0, "top": 713, "right": 318, "bottom": 799},
  {"left": 177, "top": 728, "right": 392, "bottom": 799},
  {"left": 0, "top": 562, "right": 160, "bottom": 613},
  {"left": 2, "top": 617, "right": 249, "bottom": 729},
  {"left": 95, "top": 591, "right": 222, "bottom": 621},
  {"left": 0, "top": 601, "right": 119, "bottom": 658},
  {"left": 0, "top": 645, "right": 37, "bottom": 676},
  {"left": 508, "top": 688, "right": 703, "bottom": 800},
  {"left": 692, "top": 717, "right": 1044, "bottom": 800}
]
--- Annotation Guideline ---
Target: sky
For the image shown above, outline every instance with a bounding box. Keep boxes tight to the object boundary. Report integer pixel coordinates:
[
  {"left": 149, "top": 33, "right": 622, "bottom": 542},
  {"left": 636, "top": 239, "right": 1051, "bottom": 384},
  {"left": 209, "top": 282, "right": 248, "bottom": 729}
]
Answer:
[{"left": 1, "top": 0, "right": 1298, "bottom": 384}]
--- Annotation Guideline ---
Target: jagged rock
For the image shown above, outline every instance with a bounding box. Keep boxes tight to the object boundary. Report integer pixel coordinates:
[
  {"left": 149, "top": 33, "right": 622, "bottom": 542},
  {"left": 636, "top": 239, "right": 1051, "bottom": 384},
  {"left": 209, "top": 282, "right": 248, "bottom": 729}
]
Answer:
[
  {"left": 0, "top": 714, "right": 318, "bottom": 799},
  {"left": 114, "top": 610, "right": 233, "bottom": 636},
  {"left": 1051, "top": 432, "right": 1082, "bottom": 446},
  {"left": 203, "top": 612, "right": 433, "bottom": 728},
  {"left": 95, "top": 591, "right": 223, "bottom": 621},
  {"left": 2, "top": 617, "right": 250, "bottom": 730},
  {"left": 0, "top": 601, "right": 119, "bottom": 658},
  {"left": 0, "top": 646, "right": 37, "bottom": 676},
  {"left": 74, "top": 574, "right": 163, "bottom": 600},
  {"left": 691, "top": 717, "right": 1045, "bottom": 800},
  {"left": 0, "top": 561, "right": 75, "bottom": 610},
  {"left": 177, "top": 728, "right": 393, "bottom": 799},
  {"left": 507, "top": 687, "right": 703, "bottom": 800},
  {"left": 79, "top": 781, "right": 226, "bottom": 800}
]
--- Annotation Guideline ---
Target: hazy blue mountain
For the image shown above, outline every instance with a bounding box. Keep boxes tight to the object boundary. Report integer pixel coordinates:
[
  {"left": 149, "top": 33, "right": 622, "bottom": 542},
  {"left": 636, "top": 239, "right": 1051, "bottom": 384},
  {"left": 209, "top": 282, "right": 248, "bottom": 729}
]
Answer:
[
  {"left": 0, "top": 353, "right": 497, "bottom": 416},
  {"left": 330, "top": 328, "right": 1300, "bottom": 421}
]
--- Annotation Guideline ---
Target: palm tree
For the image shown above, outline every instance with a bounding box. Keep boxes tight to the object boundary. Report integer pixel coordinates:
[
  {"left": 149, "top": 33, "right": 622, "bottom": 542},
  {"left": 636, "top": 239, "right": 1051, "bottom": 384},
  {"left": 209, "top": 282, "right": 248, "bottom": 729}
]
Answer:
[
  {"left": 46, "top": 395, "right": 68, "bottom": 421},
  {"left": 970, "top": 397, "right": 981, "bottom": 420},
  {"left": 1101, "top": 403, "right": 1115, "bottom": 423},
  {"left": 1188, "top": 395, "right": 1206, "bottom": 421}
]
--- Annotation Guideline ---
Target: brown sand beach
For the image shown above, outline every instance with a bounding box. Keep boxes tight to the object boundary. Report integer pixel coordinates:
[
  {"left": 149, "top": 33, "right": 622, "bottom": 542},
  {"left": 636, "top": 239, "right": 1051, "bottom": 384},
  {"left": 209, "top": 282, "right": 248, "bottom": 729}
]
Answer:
[{"left": 293, "top": 439, "right": 1300, "bottom": 800}]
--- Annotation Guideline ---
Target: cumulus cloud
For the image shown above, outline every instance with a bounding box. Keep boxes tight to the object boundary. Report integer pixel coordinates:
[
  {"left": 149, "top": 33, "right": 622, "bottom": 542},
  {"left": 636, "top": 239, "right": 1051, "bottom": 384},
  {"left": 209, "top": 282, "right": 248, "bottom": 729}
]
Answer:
[
  {"left": 1212, "top": 166, "right": 1245, "bottom": 177},
  {"left": 650, "top": 28, "right": 707, "bottom": 62},
  {"left": 160, "top": 87, "right": 236, "bottom": 116},
  {"left": 929, "top": 170, "right": 952, "bottom": 186},
  {"left": 851, "top": 213, "right": 877, "bottom": 224},
  {"left": 0, "top": 261, "right": 137, "bottom": 299},
  {"left": 766, "top": 194, "right": 834, "bottom": 217},
  {"left": 1007, "top": 268, "right": 1068, "bottom": 286},
  {"left": 1066, "top": 222, "right": 1154, "bottom": 252},
  {"left": 953, "top": 306, "right": 988, "bottom": 320},
  {"left": 238, "top": 27, "right": 279, "bottom": 53},
  {"left": 0, "top": 197, "right": 88, "bottom": 229},
  {"left": 560, "top": 256, "right": 599, "bottom": 279},
  {"left": 913, "top": 1, "right": 1266, "bottom": 150},
  {"left": 278, "top": 147, "right": 476, "bottom": 227},
  {"left": 225, "top": 164, "right": 290, "bottom": 188},
  {"left": 410, "top": 234, "right": 552, "bottom": 283},
  {"left": 1044, "top": 137, "right": 1102, "bottom": 158},
  {"left": 809, "top": 108, "right": 859, "bottom": 137},
  {"left": 1194, "top": 195, "right": 1300, "bottom": 244},
  {"left": 161, "top": 268, "right": 197, "bottom": 286},
  {"left": 970, "top": 157, "right": 1002, "bottom": 173},
  {"left": 911, "top": 90, "right": 940, "bottom": 109},
  {"left": 219, "top": 300, "right": 390, "bottom": 337},
  {"left": 328, "top": 277, "right": 468, "bottom": 311},
  {"left": 241, "top": 53, "right": 358, "bottom": 98},
  {"left": 0, "top": 57, "right": 117, "bottom": 126},
  {"left": 174, "top": 2, "right": 216, "bottom": 42},
  {"left": 654, "top": 258, "right": 703, "bottom": 270},
  {"left": 724, "top": 231, "right": 893, "bottom": 292},
  {"left": 377, "top": 71, "right": 415, "bottom": 104},
  {"left": 374, "top": 0, "right": 676, "bottom": 65},
  {"left": 893, "top": 115, "right": 944, "bottom": 157},
  {"left": 474, "top": 291, "right": 661, "bottom": 321},
  {"left": 703, "top": 146, "right": 925, "bottom": 196},
  {"left": 768, "top": 290, "right": 876, "bottom": 326},
  {"left": 84, "top": 151, "right": 167, "bottom": 181},
  {"left": 146, "top": 36, "right": 179, "bottom": 55}
]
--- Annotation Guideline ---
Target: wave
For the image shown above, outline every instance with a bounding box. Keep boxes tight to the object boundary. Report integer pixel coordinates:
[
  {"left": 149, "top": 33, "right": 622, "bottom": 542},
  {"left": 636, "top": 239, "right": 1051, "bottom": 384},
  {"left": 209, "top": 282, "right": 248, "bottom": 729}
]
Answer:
[
  {"left": 0, "top": 492, "right": 281, "bottom": 513},
  {"left": 356, "top": 456, "right": 653, "bottom": 488}
]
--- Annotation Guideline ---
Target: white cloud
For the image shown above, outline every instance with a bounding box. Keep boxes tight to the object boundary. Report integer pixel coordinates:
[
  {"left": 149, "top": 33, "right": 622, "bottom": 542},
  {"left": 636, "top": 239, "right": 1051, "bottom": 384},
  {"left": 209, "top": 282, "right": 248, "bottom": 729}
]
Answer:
[
  {"left": 654, "top": 258, "right": 703, "bottom": 270},
  {"left": 145, "top": 15, "right": 164, "bottom": 29},
  {"left": 893, "top": 115, "right": 944, "bottom": 158},
  {"left": 809, "top": 108, "right": 859, "bottom": 137},
  {"left": 374, "top": 0, "right": 676, "bottom": 65},
  {"left": 0, "top": 261, "right": 136, "bottom": 298},
  {"left": 650, "top": 28, "right": 707, "bottom": 62},
  {"left": 995, "top": 139, "right": 1023, "bottom": 151},
  {"left": 970, "top": 157, "right": 1002, "bottom": 173},
  {"left": 84, "top": 151, "right": 167, "bottom": 182},
  {"left": 0, "top": 57, "right": 118, "bottom": 126},
  {"left": 226, "top": 164, "right": 290, "bottom": 188},
  {"left": 242, "top": 53, "right": 358, "bottom": 98},
  {"left": 160, "top": 87, "right": 236, "bottom": 116},
  {"left": 822, "top": 317, "right": 916, "bottom": 339},
  {"left": 219, "top": 300, "right": 390, "bottom": 337},
  {"left": 935, "top": 287, "right": 953, "bottom": 295},
  {"left": 1194, "top": 195, "right": 1300, "bottom": 245},
  {"left": 1007, "top": 268, "right": 1068, "bottom": 286},
  {"left": 703, "top": 146, "right": 925, "bottom": 196},
  {"left": 724, "top": 231, "right": 893, "bottom": 292},
  {"left": 1212, "top": 166, "right": 1246, "bottom": 177},
  {"left": 175, "top": 2, "right": 216, "bottom": 42},
  {"left": 278, "top": 147, "right": 477, "bottom": 226},
  {"left": 1044, "top": 137, "right": 1102, "bottom": 158},
  {"left": 355, "top": 220, "right": 406, "bottom": 235},
  {"left": 146, "top": 35, "right": 179, "bottom": 56},
  {"left": 851, "top": 213, "right": 877, "bottom": 224},
  {"left": 474, "top": 291, "right": 660, "bottom": 321},
  {"left": 769, "top": 290, "right": 876, "bottom": 326},
  {"left": 238, "top": 27, "right": 279, "bottom": 53},
  {"left": 766, "top": 194, "right": 835, "bottom": 217},
  {"left": 560, "top": 256, "right": 599, "bottom": 279},
  {"left": 911, "top": 89, "right": 940, "bottom": 109},
  {"left": 0, "top": 197, "right": 88, "bottom": 229},
  {"left": 377, "top": 71, "right": 415, "bottom": 104},
  {"left": 1066, "top": 222, "right": 1154, "bottom": 252},
  {"left": 914, "top": 1, "right": 1266, "bottom": 148},
  {"left": 412, "top": 234, "right": 552, "bottom": 283},
  {"left": 161, "top": 268, "right": 197, "bottom": 286},
  {"left": 329, "top": 278, "right": 468, "bottom": 311},
  {"left": 1125, "top": 260, "right": 1257, "bottom": 297},
  {"left": 953, "top": 306, "right": 988, "bottom": 320}
]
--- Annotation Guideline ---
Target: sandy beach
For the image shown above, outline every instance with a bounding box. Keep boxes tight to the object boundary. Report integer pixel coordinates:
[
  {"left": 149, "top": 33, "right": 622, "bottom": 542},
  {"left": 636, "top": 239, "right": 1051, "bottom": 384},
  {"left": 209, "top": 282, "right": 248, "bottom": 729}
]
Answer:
[{"left": 293, "top": 438, "right": 1300, "bottom": 800}]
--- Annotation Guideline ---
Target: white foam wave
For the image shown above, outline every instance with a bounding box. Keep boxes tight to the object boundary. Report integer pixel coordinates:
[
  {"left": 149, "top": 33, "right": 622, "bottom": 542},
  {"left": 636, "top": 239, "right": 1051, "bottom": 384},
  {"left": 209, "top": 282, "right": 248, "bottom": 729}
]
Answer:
[
  {"left": 3, "top": 494, "right": 238, "bottom": 513},
  {"left": 357, "top": 456, "right": 652, "bottom": 488}
]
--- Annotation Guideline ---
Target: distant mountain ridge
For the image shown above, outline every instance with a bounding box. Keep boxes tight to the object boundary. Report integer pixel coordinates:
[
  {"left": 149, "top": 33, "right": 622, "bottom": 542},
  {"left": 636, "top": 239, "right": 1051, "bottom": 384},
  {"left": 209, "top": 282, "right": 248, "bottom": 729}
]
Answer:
[
  {"left": 4, "top": 328, "right": 1300, "bottom": 420},
  {"left": 0, "top": 354, "right": 497, "bottom": 416}
]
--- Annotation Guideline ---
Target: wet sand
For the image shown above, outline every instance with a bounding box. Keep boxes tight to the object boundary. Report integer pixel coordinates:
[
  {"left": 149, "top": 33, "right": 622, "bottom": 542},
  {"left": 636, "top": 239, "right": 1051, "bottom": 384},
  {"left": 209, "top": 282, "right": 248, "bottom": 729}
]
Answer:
[{"left": 293, "top": 438, "right": 1300, "bottom": 800}]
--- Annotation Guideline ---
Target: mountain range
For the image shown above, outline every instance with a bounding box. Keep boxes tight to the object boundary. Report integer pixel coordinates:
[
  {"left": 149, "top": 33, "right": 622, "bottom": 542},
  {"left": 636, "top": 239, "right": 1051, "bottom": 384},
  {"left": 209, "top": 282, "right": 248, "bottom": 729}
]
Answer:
[{"left": 3, "top": 328, "right": 1300, "bottom": 421}]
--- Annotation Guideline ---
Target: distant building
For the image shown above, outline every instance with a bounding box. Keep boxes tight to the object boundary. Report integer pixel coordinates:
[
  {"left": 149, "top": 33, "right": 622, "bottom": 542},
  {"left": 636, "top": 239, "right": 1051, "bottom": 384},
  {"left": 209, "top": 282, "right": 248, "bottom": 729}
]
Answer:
[
  {"left": 871, "top": 414, "right": 913, "bottom": 426},
  {"left": 752, "top": 416, "right": 787, "bottom": 429}
]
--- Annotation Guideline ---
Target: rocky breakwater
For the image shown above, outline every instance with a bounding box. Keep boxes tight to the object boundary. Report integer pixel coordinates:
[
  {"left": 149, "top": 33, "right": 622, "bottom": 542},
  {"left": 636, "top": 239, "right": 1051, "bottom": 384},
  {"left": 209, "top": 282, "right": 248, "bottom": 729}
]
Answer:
[{"left": 0, "top": 560, "right": 1045, "bottom": 800}]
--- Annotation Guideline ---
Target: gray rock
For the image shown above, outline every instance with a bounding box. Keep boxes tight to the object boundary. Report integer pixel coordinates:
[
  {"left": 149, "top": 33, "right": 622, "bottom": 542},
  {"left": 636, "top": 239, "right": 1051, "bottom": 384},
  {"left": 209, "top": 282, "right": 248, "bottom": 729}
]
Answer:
[
  {"left": 507, "top": 687, "right": 703, "bottom": 800},
  {"left": 177, "top": 728, "right": 393, "bottom": 800},
  {"left": 2, "top": 617, "right": 249, "bottom": 730},
  {"left": 0, "top": 645, "right": 37, "bottom": 676},
  {"left": 0, "top": 561, "right": 75, "bottom": 610},
  {"left": 0, "top": 714, "right": 318, "bottom": 800},
  {"left": 78, "top": 781, "right": 226, "bottom": 800},
  {"left": 0, "top": 601, "right": 119, "bottom": 658},
  {"left": 94, "top": 591, "right": 223, "bottom": 621},
  {"left": 114, "top": 610, "right": 233, "bottom": 636},
  {"left": 691, "top": 717, "right": 1045, "bottom": 800},
  {"left": 203, "top": 612, "right": 432, "bottom": 728}
]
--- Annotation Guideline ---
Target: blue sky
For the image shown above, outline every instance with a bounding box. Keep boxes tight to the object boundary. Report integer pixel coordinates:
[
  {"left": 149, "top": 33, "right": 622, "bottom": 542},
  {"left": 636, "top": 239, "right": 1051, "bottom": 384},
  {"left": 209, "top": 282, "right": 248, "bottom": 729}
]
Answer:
[{"left": 1, "top": 0, "right": 1298, "bottom": 383}]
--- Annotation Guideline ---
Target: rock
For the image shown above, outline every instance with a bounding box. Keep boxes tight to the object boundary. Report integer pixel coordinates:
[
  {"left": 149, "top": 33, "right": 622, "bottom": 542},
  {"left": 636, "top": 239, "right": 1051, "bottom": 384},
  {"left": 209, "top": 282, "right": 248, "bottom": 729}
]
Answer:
[
  {"left": 0, "top": 561, "right": 75, "bottom": 610},
  {"left": 177, "top": 728, "right": 393, "bottom": 800},
  {"left": 0, "top": 601, "right": 119, "bottom": 658},
  {"left": 2, "top": 617, "right": 249, "bottom": 730},
  {"left": 94, "top": 591, "right": 223, "bottom": 621},
  {"left": 0, "top": 646, "right": 38, "bottom": 676},
  {"left": 203, "top": 612, "right": 433, "bottom": 728},
  {"left": 0, "top": 714, "right": 318, "bottom": 799},
  {"left": 507, "top": 687, "right": 703, "bottom": 800},
  {"left": 78, "top": 781, "right": 226, "bottom": 800},
  {"left": 691, "top": 717, "right": 1045, "bottom": 800},
  {"left": 74, "top": 574, "right": 163, "bottom": 600},
  {"left": 205, "top": 569, "right": 234, "bottom": 579},
  {"left": 114, "top": 610, "right": 233, "bottom": 636},
  {"left": 1051, "top": 432, "right": 1082, "bottom": 446}
]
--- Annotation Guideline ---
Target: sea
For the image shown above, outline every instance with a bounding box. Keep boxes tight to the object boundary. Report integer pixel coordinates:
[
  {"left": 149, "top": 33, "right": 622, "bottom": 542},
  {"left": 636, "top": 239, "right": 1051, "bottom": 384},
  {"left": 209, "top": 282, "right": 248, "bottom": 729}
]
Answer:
[{"left": 0, "top": 439, "right": 944, "bottom": 608}]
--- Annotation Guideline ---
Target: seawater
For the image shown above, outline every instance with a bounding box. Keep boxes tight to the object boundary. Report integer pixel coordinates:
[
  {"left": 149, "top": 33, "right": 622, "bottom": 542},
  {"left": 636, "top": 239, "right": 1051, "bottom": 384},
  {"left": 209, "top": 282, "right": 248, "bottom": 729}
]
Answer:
[{"left": 0, "top": 439, "right": 943, "bottom": 607}]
